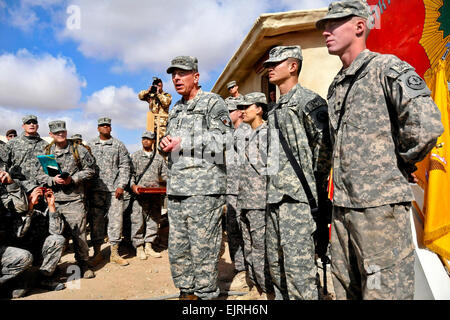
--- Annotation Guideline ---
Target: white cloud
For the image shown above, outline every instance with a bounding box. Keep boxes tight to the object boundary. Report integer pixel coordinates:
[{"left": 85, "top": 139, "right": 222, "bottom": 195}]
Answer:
[
  {"left": 277, "top": 0, "right": 332, "bottom": 10},
  {"left": 59, "top": 0, "right": 274, "bottom": 75},
  {"left": 0, "top": 49, "right": 86, "bottom": 111},
  {"left": 83, "top": 85, "right": 148, "bottom": 131}
]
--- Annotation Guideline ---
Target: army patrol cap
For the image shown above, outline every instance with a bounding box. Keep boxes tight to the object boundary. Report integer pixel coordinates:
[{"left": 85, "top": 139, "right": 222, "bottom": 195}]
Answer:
[
  {"left": 227, "top": 80, "right": 237, "bottom": 90},
  {"left": 71, "top": 134, "right": 82, "bottom": 140},
  {"left": 263, "top": 46, "right": 303, "bottom": 67},
  {"left": 98, "top": 117, "right": 112, "bottom": 126},
  {"left": 166, "top": 56, "right": 198, "bottom": 74},
  {"left": 6, "top": 129, "right": 17, "bottom": 136},
  {"left": 142, "top": 131, "right": 156, "bottom": 140},
  {"left": 48, "top": 120, "right": 67, "bottom": 133},
  {"left": 316, "top": 0, "right": 371, "bottom": 30},
  {"left": 237, "top": 92, "right": 268, "bottom": 109},
  {"left": 22, "top": 115, "right": 38, "bottom": 124}
]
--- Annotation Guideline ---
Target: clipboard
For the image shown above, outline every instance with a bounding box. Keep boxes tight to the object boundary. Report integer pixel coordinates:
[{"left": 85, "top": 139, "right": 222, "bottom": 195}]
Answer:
[{"left": 37, "top": 155, "right": 62, "bottom": 177}]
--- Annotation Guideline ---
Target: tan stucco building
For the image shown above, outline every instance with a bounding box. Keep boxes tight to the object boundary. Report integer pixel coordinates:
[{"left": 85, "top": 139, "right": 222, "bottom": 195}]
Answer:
[{"left": 212, "top": 8, "right": 342, "bottom": 101}]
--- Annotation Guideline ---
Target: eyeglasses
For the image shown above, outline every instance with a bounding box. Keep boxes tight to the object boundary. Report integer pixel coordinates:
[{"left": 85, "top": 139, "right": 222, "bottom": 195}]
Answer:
[
  {"left": 99, "top": 124, "right": 111, "bottom": 127},
  {"left": 24, "top": 120, "right": 38, "bottom": 125}
]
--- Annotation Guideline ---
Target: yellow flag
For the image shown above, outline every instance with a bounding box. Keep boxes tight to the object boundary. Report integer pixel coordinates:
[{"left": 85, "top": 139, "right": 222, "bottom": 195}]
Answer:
[{"left": 416, "top": 59, "right": 450, "bottom": 260}]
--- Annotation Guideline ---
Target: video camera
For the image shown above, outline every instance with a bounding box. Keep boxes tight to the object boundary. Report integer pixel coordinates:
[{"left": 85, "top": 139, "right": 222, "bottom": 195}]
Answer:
[{"left": 148, "top": 77, "right": 162, "bottom": 97}]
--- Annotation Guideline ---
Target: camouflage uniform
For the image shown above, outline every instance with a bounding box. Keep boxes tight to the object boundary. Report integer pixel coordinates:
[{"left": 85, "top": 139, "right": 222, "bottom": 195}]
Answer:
[
  {"left": 139, "top": 89, "right": 172, "bottom": 138},
  {"left": 315, "top": 0, "right": 444, "bottom": 300},
  {"left": 236, "top": 118, "right": 272, "bottom": 293},
  {"left": 0, "top": 182, "right": 33, "bottom": 285},
  {"left": 266, "top": 76, "right": 331, "bottom": 299},
  {"left": 129, "top": 148, "right": 167, "bottom": 248},
  {"left": 1, "top": 181, "right": 65, "bottom": 276},
  {"left": 225, "top": 121, "right": 250, "bottom": 274},
  {"left": 165, "top": 56, "right": 232, "bottom": 300},
  {"left": 3, "top": 132, "right": 48, "bottom": 191},
  {"left": 326, "top": 50, "right": 443, "bottom": 300},
  {"left": 87, "top": 136, "right": 131, "bottom": 246},
  {"left": 38, "top": 126, "right": 96, "bottom": 265}
]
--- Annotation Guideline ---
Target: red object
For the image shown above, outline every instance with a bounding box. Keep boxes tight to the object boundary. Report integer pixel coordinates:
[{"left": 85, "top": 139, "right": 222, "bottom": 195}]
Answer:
[
  {"left": 136, "top": 187, "right": 166, "bottom": 194},
  {"left": 366, "top": 0, "right": 430, "bottom": 78}
]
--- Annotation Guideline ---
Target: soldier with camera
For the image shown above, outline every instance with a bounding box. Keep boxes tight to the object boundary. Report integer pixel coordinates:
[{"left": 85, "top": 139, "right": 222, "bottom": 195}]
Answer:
[
  {"left": 139, "top": 77, "right": 172, "bottom": 139},
  {"left": 1, "top": 170, "right": 66, "bottom": 298},
  {"left": 37, "top": 120, "right": 96, "bottom": 279},
  {"left": 3, "top": 115, "right": 48, "bottom": 193}
]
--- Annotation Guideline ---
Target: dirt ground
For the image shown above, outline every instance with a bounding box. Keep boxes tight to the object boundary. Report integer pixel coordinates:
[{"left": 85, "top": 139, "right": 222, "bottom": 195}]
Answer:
[{"left": 15, "top": 217, "right": 334, "bottom": 301}]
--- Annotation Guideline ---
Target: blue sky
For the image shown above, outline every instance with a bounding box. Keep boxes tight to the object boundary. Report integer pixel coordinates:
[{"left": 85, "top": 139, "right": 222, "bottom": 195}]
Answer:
[{"left": 0, "top": 0, "right": 332, "bottom": 152}]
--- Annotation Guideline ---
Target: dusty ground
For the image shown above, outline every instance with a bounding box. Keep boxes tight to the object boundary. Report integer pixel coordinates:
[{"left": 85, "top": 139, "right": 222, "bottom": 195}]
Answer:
[{"left": 14, "top": 219, "right": 334, "bottom": 300}]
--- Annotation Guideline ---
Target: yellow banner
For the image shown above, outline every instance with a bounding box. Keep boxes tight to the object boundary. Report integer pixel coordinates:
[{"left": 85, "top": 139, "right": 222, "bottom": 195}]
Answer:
[{"left": 416, "top": 59, "right": 450, "bottom": 260}]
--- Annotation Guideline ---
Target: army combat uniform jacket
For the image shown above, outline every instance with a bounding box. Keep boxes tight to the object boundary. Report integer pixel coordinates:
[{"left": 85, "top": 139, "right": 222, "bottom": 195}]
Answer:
[
  {"left": 327, "top": 50, "right": 443, "bottom": 208},
  {"left": 165, "top": 89, "right": 232, "bottom": 196},
  {"left": 237, "top": 122, "right": 268, "bottom": 210},
  {"left": 3, "top": 133, "right": 48, "bottom": 190},
  {"left": 267, "top": 83, "right": 332, "bottom": 206},
  {"left": 226, "top": 122, "right": 252, "bottom": 196},
  {"left": 130, "top": 149, "right": 167, "bottom": 188},
  {"left": 88, "top": 137, "right": 131, "bottom": 193},
  {"left": 37, "top": 142, "right": 96, "bottom": 202}
]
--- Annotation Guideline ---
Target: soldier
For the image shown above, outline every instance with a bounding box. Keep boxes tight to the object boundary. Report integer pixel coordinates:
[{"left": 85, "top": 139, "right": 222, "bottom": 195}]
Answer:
[
  {"left": 0, "top": 171, "right": 33, "bottom": 298},
  {"left": 234, "top": 93, "right": 273, "bottom": 300},
  {"left": 6, "top": 129, "right": 18, "bottom": 141},
  {"left": 130, "top": 131, "right": 167, "bottom": 260},
  {"left": 0, "top": 170, "right": 66, "bottom": 297},
  {"left": 225, "top": 80, "right": 243, "bottom": 103},
  {"left": 37, "top": 120, "right": 96, "bottom": 279},
  {"left": 87, "top": 117, "right": 131, "bottom": 267},
  {"left": 161, "top": 56, "right": 232, "bottom": 300},
  {"left": 139, "top": 77, "right": 172, "bottom": 139},
  {"left": 263, "top": 45, "right": 332, "bottom": 300},
  {"left": 316, "top": 0, "right": 444, "bottom": 300},
  {"left": 223, "top": 99, "right": 248, "bottom": 290},
  {"left": 3, "top": 115, "right": 48, "bottom": 192},
  {"left": 70, "top": 134, "right": 83, "bottom": 144}
]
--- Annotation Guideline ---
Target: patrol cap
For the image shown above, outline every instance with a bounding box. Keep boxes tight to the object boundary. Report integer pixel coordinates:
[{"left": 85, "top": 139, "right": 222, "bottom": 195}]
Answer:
[
  {"left": 142, "top": 131, "right": 156, "bottom": 140},
  {"left": 316, "top": 0, "right": 371, "bottom": 30},
  {"left": 98, "top": 117, "right": 112, "bottom": 126},
  {"left": 6, "top": 129, "right": 17, "bottom": 136},
  {"left": 263, "top": 46, "right": 303, "bottom": 67},
  {"left": 22, "top": 115, "right": 38, "bottom": 124},
  {"left": 227, "top": 80, "right": 237, "bottom": 90},
  {"left": 236, "top": 92, "right": 268, "bottom": 109},
  {"left": 71, "top": 134, "right": 82, "bottom": 140},
  {"left": 48, "top": 120, "right": 67, "bottom": 134},
  {"left": 166, "top": 56, "right": 198, "bottom": 74}
]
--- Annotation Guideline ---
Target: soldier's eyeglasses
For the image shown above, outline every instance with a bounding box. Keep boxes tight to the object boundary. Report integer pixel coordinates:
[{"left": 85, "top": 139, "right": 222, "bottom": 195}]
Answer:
[{"left": 25, "top": 120, "right": 38, "bottom": 125}]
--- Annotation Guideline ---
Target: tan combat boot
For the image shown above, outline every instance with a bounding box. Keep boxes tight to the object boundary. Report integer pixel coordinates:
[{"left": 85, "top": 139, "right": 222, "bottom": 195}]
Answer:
[
  {"left": 89, "top": 244, "right": 103, "bottom": 267},
  {"left": 110, "top": 244, "right": 129, "bottom": 266},
  {"left": 144, "top": 242, "right": 162, "bottom": 258},
  {"left": 136, "top": 245, "right": 147, "bottom": 260}
]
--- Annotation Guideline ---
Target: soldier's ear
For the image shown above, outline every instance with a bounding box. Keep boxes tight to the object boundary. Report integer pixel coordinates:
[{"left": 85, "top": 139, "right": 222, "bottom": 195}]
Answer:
[{"left": 194, "top": 72, "right": 200, "bottom": 84}]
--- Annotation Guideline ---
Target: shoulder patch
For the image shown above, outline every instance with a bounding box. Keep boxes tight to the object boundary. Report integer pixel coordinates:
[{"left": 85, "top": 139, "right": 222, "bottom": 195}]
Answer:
[
  {"left": 405, "top": 74, "right": 426, "bottom": 90},
  {"left": 397, "top": 69, "right": 431, "bottom": 98},
  {"left": 309, "top": 105, "right": 329, "bottom": 131},
  {"left": 220, "top": 114, "right": 231, "bottom": 127}
]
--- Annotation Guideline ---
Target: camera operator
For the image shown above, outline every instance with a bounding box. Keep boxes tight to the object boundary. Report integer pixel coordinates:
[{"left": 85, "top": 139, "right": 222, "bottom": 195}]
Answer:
[{"left": 138, "top": 77, "right": 172, "bottom": 138}]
